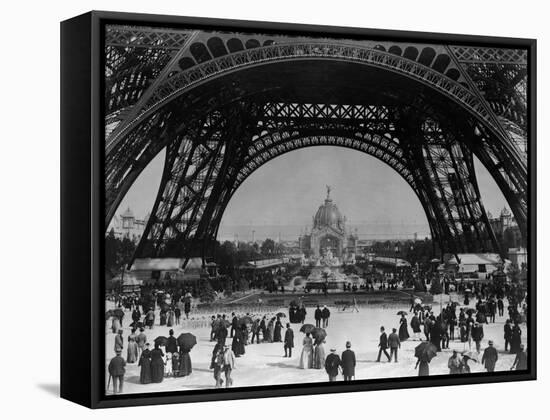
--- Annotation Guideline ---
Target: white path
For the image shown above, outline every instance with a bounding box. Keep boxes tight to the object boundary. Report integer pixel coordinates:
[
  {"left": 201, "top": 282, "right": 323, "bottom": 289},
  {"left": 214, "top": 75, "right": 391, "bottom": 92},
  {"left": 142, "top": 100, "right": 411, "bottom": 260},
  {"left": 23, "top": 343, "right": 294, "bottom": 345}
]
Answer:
[{"left": 105, "top": 295, "right": 527, "bottom": 395}]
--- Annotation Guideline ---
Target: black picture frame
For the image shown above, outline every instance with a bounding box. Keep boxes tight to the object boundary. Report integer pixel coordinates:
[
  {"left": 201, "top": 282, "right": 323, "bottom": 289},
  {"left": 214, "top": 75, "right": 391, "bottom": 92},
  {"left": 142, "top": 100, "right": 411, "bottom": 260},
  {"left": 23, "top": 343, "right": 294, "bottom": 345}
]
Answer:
[{"left": 61, "top": 10, "right": 537, "bottom": 409}]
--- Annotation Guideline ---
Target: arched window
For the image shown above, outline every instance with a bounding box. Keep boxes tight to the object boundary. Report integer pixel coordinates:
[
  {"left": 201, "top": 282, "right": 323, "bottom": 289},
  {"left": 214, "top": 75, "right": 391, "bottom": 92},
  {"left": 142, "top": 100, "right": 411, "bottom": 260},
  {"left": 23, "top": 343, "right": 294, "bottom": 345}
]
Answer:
[
  {"left": 227, "top": 38, "right": 245, "bottom": 53},
  {"left": 445, "top": 68, "right": 460, "bottom": 81},
  {"left": 178, "top": 57, "right": 196, "bottom": 71},
  {"left": 388, "top": 45, "right": 402, "bottom": 56},
  {"left": 418, "top": 47, "right": 436, "bottom": 66},
  {"left": 245, "top": 39, "right": 261, "bottom": 49},
  {"left": 432, "top": 54, "right": 451, "bottom": 73},
  {"left": 207, "top": 37, "right": 228, "bottom": 58},
  {"left": 190, "top": 42, "right": 212, "bottom": 63},
  {"left": 403, "top": 46, "right": 419, "bottom": 61}
]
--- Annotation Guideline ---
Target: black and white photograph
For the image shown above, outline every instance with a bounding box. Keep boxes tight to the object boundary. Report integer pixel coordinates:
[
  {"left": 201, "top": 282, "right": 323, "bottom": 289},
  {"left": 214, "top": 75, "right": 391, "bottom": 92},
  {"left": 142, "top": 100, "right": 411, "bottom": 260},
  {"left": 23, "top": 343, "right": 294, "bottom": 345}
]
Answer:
[{"left": 102, "top": 20, "right": 533, "bottom": 398}]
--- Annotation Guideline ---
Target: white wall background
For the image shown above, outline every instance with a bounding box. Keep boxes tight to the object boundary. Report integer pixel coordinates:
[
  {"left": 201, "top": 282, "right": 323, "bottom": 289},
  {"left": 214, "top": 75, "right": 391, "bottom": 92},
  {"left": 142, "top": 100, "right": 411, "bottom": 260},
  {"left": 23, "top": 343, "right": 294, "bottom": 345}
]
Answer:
[{"left": 0, "top": 0, "right": 547, "bottom": 416}]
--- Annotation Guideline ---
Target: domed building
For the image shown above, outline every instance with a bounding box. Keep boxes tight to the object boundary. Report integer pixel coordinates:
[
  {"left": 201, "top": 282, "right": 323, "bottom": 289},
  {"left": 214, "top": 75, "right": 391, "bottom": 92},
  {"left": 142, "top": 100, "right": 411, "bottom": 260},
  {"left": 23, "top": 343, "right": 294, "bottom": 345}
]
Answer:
[{"left": 299, "top": 186, "right": 358, "bottom": 260}]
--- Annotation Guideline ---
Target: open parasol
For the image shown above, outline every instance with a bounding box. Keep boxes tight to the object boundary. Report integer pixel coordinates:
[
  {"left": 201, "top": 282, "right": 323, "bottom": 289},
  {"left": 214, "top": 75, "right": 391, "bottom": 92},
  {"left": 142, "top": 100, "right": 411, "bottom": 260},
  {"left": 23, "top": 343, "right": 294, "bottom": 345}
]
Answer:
[
  {"left": 276, "top": 312, "right": 287, "bottom": 318},
  {"left": 311, "top": 327, "right": 327, "bottom": 344},
  {"left": 423, "top": 305, "right": 432, "bottom": 311},
  {"left": 154, "top": 336, "right": 168, "bottom": 346},
  {"left": 414, "top": 341, "right": 438, "bottom": 362},
  {"left": 300, "top": 323, "right": 315, "bottom": 334},
  {"left": 397, "top": 310, "right": 408, "bottom": 316},
  {"left": 238, "top": 316, "right": 253, "bottom": 326},
  {"left": 177, "top": 333, "right": 197, "bottom": 351},
  {"left": 461, "top": 351, "right": 479, "bottom": 362},
  {"left": 466, "top": 308, "right": 476, "bottom": 316}
]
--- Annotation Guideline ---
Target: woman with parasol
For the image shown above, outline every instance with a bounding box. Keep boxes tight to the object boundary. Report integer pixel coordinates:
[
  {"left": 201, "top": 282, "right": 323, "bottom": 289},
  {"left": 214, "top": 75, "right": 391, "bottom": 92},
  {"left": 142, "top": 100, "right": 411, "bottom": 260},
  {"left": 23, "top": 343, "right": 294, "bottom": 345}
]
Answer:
[
  {"left": 299, "top": 332, "right": 314, "bottom": 369},
  {"left": 313, "top": 339, "right": 326, "bottom": 369},
  {"left": 414, "top": 341, "right": 437, "bottom": 376},
  {"left": 398, "top": 313, "right": 410, "bottom": 341},
  {"left": 177, "top": 333, "right": 196, "bottom": 376},
  {"left": 150, "top": 342, "right": 165, "bottom": 383}
]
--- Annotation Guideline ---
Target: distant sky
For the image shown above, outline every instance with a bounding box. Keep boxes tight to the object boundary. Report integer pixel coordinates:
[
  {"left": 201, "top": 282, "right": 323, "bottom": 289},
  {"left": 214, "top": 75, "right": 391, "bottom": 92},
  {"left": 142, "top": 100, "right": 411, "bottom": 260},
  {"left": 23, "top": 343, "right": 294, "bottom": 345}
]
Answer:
[{"left": 114, "top": 146, "right": 508, "bottom": 241}]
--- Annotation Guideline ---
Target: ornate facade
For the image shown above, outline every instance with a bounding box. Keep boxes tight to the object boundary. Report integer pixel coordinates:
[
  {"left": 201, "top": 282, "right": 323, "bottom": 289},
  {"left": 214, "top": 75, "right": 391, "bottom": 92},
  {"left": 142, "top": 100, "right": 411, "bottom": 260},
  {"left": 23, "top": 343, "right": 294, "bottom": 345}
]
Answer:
[{"left": 299, "top": 187, "right": 358, "bottom": 260}]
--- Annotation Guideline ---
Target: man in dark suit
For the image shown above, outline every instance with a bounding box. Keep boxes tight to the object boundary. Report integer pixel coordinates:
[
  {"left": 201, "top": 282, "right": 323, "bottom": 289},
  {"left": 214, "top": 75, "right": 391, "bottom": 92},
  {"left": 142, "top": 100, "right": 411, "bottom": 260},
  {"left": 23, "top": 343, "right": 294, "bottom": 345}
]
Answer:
[
  {"left": 166, "top": 329, "right": 178, "bottom": 354},
  {"left": 482, "top": 340, "right": 498, "bottom": 372},
  {"left": 284, "top": 323, "right": 294, "bottom": 357},
  {"left": 341, "top": 341, "right": 356, "bottom": 381},
  {"left": 376, "top": 326, "right": 391, "bottom": 362},
  {"left": 321, "top": 305, "right": 331, "bottom": 328},
  {"left": 108, "top": 350, "right": 126, "bottom": 394},
  {"left": 325, "top": 348, "right": 341, "bottom": 381},
  {"left": 314, "top": 305, "right": 322, "bottom": 328},
  {"left": 388, "top": 327, "right": 401, "bottom": 362}
]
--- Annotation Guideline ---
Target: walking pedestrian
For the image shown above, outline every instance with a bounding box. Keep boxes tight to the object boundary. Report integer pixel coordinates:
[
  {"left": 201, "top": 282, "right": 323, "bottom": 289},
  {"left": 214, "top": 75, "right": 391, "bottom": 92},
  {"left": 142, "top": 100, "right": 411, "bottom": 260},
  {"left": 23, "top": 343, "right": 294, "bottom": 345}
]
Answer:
[
  {"left": 325, "top": 348, "right": 341, "bottom": 381},
  {"left": 138, "top": 343, "right": 152, "bottom": 384},
  {"left": 114, "top": 329, "right": 124, "bottom": 354},
  {"left": 481, "top": 340, "right": 498, "bottom": 372},
  {"left": 284, "top": 323, "right": 294, "bottom": 357},
  {"left": 321, "top": 305, "right": 330, "bottom": 328},
  {"left": 448, "top": 350, "right": 461, "bottom": 374},
  {"left": 388, "top": 328, "right": 401, "bottom": 362},
  {"left": 341, "top": 341, "right": 356, "bottom": 381},
  {"left": 504, "top": 319, "right": 512, "bottom": 352},
  {"left": 376, "top": 326, "right": 391, "bottom": 362},
  {"left": 511, "top": 344, "right": 527, "bottom": 370},
  {"left": 299, "top": 332, "right": 313, "bottom": 369},
  {"left": 108, "top": 350, "right": 126, "bottom": 394},
  {"left": 314, "top": 305, "right": 322, "bottom": 328},
  {"left": 222, "top": 345, "right": 236, "bottom": 388}
]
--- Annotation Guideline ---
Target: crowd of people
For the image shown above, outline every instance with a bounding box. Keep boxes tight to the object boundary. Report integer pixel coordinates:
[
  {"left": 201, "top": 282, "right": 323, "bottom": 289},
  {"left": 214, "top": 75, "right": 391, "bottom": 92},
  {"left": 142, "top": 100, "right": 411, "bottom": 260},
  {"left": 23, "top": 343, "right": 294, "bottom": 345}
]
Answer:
[{"left": 107, "top": 280, "right": 528, "bottom": 393}]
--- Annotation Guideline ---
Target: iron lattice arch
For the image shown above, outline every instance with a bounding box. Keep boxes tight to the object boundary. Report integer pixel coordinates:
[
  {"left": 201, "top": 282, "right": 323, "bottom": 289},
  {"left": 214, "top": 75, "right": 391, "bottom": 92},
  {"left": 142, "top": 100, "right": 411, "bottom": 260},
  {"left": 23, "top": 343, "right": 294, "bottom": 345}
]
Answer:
[{"left": 103, "top": 25, "right": 529, "bottom": 267}]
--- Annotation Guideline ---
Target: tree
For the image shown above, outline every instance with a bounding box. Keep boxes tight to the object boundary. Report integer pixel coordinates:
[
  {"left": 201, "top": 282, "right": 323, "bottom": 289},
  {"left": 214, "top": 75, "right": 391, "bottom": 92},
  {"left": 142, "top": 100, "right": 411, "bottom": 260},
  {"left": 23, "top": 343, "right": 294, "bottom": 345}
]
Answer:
[
  {"left": 430, "top": 276, "right": 443, "bottom": 295},
  {"left": 261, "top": 238, "right": 276, "bottom": 256},
  {"left": 198, "top": 279, "right": 216, "bottom": 303}
]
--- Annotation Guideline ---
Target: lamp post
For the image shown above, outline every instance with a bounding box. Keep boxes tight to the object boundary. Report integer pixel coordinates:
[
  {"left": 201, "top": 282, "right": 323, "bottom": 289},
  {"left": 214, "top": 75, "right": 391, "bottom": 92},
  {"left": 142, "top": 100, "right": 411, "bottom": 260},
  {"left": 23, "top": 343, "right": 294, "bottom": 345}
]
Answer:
[{"left": 394, "top": 243, "right": 400, "bottom": 281}]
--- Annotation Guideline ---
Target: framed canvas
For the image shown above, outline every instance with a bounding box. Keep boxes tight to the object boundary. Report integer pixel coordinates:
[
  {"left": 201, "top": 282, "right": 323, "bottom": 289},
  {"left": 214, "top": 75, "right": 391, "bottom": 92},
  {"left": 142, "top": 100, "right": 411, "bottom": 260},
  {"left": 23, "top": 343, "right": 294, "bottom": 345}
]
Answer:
[{"left": 60, "top": 10, "right": 536, "bottom": 409}]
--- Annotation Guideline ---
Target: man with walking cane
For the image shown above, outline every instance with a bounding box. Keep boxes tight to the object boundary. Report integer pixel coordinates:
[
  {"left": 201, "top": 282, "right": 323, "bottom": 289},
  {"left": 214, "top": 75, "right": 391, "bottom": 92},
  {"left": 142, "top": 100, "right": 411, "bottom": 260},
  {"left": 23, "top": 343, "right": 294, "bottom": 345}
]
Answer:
[
  {"left": 108, "top": 350, "right": 126, "bottom": 394},
  {"left": 341, "top": 341, "right": 356, "bottom": 381}
]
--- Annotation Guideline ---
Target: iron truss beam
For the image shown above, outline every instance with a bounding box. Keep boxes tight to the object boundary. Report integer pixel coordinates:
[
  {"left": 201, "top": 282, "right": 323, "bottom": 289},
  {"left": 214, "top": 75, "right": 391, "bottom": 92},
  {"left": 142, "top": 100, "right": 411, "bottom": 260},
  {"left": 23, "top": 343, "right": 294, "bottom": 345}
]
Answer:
[{"left": 107, "top": 41, "right": 505, "bottom": 151}]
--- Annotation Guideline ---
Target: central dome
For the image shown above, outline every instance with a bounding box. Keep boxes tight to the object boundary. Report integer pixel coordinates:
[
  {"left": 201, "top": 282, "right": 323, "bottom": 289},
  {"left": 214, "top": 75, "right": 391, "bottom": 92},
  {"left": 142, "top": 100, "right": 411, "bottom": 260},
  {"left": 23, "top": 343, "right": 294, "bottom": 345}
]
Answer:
[{"left": 313, "top": 187, "right": 345, "bottom": 230}]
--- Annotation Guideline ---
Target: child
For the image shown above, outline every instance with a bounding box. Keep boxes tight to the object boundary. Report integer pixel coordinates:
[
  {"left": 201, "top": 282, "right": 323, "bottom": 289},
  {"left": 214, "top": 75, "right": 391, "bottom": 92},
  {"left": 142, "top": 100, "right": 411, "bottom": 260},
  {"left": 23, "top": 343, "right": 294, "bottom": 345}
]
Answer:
[
  {"left": 164, "top": 353, "right": 173, "bottom": 377},
  {"left": 172, "top": 352, "right": 181, "bottom": 377}
]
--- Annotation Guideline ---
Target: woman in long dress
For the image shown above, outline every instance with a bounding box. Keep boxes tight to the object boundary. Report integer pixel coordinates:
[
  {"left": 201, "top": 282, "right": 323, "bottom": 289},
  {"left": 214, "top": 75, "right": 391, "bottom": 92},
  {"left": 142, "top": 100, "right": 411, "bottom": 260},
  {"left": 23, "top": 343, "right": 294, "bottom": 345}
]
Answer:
[
  {"left": 313, "top": 340, "right": 326, "bottom": 369},
  {"left": 138, "top": 345, "right": 152, "bottom": 384},
  {"left": 232, "top": 326, "right": 245, "bottom": 357},
  {"left": 150, "top": 343, "right": 165, "bottom": 383},
  {"left": 299, "top": 332, "right": 314, "bottom": 369},
  {"left": 167, "top": 309, "right": 175, "bottom": 327},
  {"left": 111, "top": 316, "right": 121, "bottom": 334},
  {"left": 266, "top": 318, "right": 275, "bottom": 343},
  {"left": 415, "top": 358, "right": 429, "bottom": 376},
  {"left": 273, "top": 317, "right": 283, "bottom": 342},
  {"left": 126, "top": 336, "right": 139, "bottom": 363},
  {"left": 510, "top": 322, "right": 522, "bottom": 354},
  {"left": 411, "top": 313, "right": 422, "bottom": 340},
  {"left": 399, "top": 314, "right": 410, "bottom": 341},
  {"left": 180, "top": 350, "right": 193, "bottom": 376}
]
